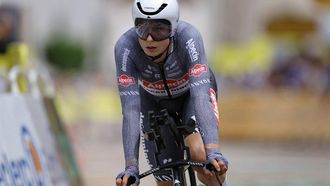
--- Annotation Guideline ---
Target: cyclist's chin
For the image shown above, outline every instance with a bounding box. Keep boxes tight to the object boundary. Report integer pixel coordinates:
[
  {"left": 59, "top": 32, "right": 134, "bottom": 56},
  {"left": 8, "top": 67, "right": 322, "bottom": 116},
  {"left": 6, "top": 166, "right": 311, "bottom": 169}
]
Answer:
[{"left": 143, "top": 48, "right": 162, "bottom": 57}]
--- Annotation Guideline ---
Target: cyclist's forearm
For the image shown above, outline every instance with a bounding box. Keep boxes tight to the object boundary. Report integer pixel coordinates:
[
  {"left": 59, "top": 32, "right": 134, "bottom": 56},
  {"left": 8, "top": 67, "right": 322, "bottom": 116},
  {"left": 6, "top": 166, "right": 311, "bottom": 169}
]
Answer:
[
  {"left": 118, "top": 86, "right": 141, "bottom": 165},
  {"left": 192, "top": 94, "right": 220, "bottom": 146},
  {"left": 122, "top": 111, "right": 141, "bottom": 166}
]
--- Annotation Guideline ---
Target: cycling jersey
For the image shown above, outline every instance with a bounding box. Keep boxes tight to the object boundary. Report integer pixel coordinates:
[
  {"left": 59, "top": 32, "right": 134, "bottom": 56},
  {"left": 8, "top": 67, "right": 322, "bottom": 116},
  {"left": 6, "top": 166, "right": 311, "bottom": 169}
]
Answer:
[{"left": 115, "top": 21, "right": 220, "bottom": 169}]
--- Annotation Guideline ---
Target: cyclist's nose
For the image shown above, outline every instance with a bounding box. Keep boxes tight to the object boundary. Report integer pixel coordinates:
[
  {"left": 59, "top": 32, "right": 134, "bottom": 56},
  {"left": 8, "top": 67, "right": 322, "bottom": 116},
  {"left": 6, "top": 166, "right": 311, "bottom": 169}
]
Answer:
[{"left": 146, "top": 34, "right": 154, "bottom": 41}]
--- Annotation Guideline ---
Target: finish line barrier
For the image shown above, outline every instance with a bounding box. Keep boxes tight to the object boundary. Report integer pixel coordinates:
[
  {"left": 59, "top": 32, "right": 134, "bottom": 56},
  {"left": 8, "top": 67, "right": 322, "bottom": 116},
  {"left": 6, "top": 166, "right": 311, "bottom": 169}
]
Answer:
[{"left": 0, "top": 65, "right": 83, "bottom": 186}]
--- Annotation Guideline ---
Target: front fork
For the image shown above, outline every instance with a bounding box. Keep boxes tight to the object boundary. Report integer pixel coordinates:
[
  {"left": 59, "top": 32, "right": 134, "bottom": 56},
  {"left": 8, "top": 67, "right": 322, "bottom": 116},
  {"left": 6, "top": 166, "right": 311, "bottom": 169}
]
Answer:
[{"left": 172, "top": 166, "right": 186, "bottom": 186}]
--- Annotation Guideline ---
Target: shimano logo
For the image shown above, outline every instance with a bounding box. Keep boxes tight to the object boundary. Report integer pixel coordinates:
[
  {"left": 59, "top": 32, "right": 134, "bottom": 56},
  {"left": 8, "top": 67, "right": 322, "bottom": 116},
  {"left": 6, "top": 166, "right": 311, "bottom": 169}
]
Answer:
[{"left": 186, "top": 38, "right": 199, "bottom": 62}]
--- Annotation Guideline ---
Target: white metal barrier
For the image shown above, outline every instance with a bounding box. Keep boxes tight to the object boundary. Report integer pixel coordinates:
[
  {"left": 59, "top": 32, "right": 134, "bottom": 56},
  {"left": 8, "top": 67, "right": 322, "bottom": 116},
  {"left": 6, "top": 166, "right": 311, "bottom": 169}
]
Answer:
[
  {"left": 0, "top": 65, "right": 71, "bottom": 186},
  {"left": 0, "top": 95, "right": 54, "bottom": 186}
]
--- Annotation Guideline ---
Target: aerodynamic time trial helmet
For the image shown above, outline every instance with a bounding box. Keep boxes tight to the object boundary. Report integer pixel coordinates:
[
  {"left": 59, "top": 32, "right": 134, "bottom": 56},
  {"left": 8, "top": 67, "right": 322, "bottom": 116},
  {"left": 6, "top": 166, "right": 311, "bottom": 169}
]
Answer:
[{"left": 132, "top": 0, "right": 180, "bottom": 41}]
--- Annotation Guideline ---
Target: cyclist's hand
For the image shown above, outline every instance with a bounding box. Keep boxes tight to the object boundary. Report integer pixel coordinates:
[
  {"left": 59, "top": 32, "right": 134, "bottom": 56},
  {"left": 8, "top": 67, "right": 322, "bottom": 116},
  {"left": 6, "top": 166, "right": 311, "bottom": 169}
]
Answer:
[
  {"left": 204, "top": 148, "right": 228, "bottom": 177},
  {"left": 115, "top": 167, "right": 139, "bottom": 186}
]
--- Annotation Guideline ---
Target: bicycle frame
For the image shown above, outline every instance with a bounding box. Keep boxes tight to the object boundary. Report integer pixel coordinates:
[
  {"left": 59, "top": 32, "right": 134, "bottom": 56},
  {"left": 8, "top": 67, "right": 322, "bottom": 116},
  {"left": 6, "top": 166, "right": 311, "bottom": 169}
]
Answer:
[
  {"left": 126, "top": 109, "right": 223, "bottom": 186},
  {"left": 140, "top": 109, "right": 200, "bottom": 186}
]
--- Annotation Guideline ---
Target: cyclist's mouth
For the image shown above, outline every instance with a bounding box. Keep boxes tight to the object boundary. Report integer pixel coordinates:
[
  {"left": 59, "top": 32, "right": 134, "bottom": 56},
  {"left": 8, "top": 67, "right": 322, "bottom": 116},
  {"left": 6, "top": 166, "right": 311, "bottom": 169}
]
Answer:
[{"left": 146, "top": 46, "right": 157, "bottom": 52}]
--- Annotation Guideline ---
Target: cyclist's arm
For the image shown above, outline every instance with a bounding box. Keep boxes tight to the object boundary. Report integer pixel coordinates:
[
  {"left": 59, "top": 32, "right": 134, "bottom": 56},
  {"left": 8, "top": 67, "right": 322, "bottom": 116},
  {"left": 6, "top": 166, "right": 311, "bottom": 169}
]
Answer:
[
  {"left": 180, "top": 26, "right": 228, "bottom": 174},
  {"left": 179, "top": 25, "right": 220, "bottom": 150},
  {"left": 114, "top": 37, "right": 141, "bottom": 169}
]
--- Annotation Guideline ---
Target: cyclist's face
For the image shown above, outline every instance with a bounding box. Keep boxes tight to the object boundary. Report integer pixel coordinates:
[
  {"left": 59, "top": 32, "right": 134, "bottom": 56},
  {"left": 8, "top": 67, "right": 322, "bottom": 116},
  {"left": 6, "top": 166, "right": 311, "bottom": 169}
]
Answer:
[{"left": 138, "top": 36, "right": 170, "bottom": 57}]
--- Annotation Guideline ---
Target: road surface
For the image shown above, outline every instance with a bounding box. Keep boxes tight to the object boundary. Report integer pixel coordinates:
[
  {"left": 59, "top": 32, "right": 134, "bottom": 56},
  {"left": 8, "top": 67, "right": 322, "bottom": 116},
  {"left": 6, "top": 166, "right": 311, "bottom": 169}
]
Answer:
[{"left": 69, "top": 123, "right": 330, "bottom": 186}]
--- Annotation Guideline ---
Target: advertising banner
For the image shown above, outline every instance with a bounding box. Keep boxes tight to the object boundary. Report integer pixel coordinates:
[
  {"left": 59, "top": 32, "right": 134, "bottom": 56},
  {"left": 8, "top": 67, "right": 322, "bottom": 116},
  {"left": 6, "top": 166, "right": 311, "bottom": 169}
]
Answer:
[
  {"left": 0, "top": 94, "right": 53, "bottom": 186},
  {"left": 25, "top": 96, "right": 69, "bottom": 186},
  {"left": 0, "top": 94, "right": 70, "bottom": 186}
]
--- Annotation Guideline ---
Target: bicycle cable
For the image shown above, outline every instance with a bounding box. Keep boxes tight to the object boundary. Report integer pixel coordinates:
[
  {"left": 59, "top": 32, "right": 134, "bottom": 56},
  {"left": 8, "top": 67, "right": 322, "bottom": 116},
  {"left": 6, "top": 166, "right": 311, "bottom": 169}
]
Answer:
[
  {"left": 205, "top": 163, "right": 223, "bottom": 186},
  {"left": 214, "top": 173, "right": 222, "bottom": 186}
]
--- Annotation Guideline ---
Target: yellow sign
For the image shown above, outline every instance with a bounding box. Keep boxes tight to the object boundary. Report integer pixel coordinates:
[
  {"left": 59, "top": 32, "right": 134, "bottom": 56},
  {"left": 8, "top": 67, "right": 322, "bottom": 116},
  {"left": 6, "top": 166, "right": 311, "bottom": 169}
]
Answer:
[
  {"left": 316, "top": 0, "right": 330, "bottom": 5},
  {"left": 266, "top": 16, "right": 316, "bottom": 36},
  {"left": 0, "top": 42, "right": 29, "bottom": 71},
  {"left": 212, "top": 35, "right": 273, "bottom": 76},
  {"left": 0, "top": 42, "right": 30, "bottom": 93}
]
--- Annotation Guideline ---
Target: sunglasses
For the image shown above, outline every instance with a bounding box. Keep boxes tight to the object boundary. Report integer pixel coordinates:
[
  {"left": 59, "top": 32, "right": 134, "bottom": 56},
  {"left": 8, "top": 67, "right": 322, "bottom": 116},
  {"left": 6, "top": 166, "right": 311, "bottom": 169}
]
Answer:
[{"left": 135, "top": 18, "right": 172, "bottom": 41}]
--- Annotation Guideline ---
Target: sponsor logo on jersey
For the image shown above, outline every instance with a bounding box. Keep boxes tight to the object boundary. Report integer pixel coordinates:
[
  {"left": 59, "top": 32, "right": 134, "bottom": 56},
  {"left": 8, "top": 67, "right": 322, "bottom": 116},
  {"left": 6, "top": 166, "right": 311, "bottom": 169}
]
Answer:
[
  {"left": 118, "top": 74, "right": 135, "bottom": 87},
  {"left": 140, "top": 113, "right": 152, "bottom": 167},
  {"left": 141, "top": 72, "right": 152, "bottom": 78},
  {"left": 170, "top": 60, "right": 178, "bottom": 69},
  {"left": 121, "top": 48, "right": 130, "bottom": 72},
  {"left": 119, "top": 91, "right": 139, "bottom": 96},
  {"left": 148, "top": 65, "right": 158, "bottom": 71},
  {"left": 186, "top": 38, "right": 199, "bottom": 62},
  {"left": 167, "top": 70, "right": 183, "bottom": 78},
  {"left": 210, "top": 88, "right": 219, "bottom": 124},
  {"left": 190, "top": 78, "right": 210, "bottom": 88},
  {"left": 154, "top": 74, "right": 161, "bottom": 79},
  {"left": 141, "top": 74, "right": 189, "bottom": 96},
  {"left": 189, "top": 64, "right": 207, "bottom": 77},
  {"left": 144, "top": 69, "right": 153, "bottom": 74}
]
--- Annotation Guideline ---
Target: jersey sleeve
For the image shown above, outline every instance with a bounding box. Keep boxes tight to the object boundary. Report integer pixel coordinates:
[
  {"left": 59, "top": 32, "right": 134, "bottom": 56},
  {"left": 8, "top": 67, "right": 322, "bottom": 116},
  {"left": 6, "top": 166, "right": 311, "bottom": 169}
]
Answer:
[
  {"left": 114, "top": 36, "right": 141, "bottom": 168},
  {"left": 179, "top": 25, "right": 221, "bottom": 148}
]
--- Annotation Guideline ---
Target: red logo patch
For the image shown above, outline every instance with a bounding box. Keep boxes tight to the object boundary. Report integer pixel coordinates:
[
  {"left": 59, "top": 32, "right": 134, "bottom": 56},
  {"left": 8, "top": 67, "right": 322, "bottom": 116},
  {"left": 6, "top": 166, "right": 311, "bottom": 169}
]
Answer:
[
  {"left": 189, "top": 64, "right": 207, "bottom": 77},
  {"left": 118, "top": 74, "right": 135, "bottom": 87},
  {"left": 142, "top": 74, "right": 189, "bottom": 90}
]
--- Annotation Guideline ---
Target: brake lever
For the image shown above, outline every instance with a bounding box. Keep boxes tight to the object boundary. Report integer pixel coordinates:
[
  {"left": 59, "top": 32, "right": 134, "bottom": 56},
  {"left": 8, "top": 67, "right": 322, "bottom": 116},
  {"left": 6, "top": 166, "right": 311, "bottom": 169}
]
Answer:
[
  {"left": 204, "top": 163, "right": 223, "bottom": 186},
  {"left": 205, "top": 162, "right": 216, "bottom": 172},
  {"left": 124, "top": 176, "right": 136, "bottom": 186}
]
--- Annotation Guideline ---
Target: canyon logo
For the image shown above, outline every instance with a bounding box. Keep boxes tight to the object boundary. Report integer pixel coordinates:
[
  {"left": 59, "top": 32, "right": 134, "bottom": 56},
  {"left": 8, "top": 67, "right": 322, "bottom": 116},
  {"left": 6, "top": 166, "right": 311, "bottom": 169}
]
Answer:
[
  {"left": 189, "top": 64, "right": 207, "bottom": 77},
  {"left": 118, "top": 74, "right": 135, "bottom": 87}
]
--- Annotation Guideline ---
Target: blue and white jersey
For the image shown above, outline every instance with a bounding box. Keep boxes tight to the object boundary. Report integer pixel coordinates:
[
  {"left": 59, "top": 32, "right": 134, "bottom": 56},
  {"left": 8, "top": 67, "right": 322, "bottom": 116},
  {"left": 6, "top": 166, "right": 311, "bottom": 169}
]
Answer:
[{"left": 115, "top": 21, "right": 220, "bottom": 163}]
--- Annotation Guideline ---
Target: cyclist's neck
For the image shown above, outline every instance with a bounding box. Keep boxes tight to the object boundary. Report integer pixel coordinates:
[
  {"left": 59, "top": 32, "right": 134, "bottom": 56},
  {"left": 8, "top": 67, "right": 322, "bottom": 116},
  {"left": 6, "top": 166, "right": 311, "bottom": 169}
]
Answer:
[
  {"left": 152, "top": 50, "right": 167, "bottom": 64},
  {"left": 152, "top": 38, "right": 173, "bottom": 64}
]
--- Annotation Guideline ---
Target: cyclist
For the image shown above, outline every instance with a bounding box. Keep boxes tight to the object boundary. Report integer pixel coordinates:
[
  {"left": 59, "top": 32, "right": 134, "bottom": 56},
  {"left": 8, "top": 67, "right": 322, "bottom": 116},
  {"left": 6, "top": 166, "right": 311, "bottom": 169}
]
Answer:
[{"left": 115, "top": 0, "right": 228, "bottom": 185}]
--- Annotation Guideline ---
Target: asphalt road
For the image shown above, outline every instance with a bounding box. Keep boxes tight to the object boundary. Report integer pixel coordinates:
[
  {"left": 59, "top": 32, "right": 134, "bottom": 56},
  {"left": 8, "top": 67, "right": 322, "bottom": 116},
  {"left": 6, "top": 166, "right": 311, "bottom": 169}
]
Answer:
[{"left": 70, "top": 123, "right": 330, "bottom": 186}]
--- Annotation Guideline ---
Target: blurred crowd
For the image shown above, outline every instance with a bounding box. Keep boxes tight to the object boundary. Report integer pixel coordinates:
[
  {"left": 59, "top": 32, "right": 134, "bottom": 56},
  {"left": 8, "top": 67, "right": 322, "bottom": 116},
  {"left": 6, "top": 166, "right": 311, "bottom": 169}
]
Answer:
[
  {"left": 212, "top": 34, "right": 330, "bottom": 100},
  {"left": 215, "top": 44, "right": 330, "bottom": 97},
  {"left": 2, "top": 2, "right": 330, "bottom": 99},
  {"left": 268, "top": 48, "right": 330, "bottom": 95},
  {"left": 0, "top": 4, "right": 30, "bottom": 94}
]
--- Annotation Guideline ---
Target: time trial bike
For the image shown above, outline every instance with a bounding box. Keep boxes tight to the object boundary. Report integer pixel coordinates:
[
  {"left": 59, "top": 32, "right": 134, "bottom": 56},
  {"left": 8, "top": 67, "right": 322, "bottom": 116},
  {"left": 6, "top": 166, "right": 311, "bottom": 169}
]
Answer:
[{"left": 126, "top": 109, "right": 223, "bottom": 186}]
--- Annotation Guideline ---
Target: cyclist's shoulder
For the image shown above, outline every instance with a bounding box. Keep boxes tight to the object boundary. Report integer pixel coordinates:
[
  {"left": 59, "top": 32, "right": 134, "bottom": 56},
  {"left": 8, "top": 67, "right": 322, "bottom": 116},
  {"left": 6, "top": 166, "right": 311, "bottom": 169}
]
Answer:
[
  {"left": 176, "top": 21, "right": 201, "bottom": 37},
  {"left": 115, "top": 27, "right": 139, "bottom": 50}
]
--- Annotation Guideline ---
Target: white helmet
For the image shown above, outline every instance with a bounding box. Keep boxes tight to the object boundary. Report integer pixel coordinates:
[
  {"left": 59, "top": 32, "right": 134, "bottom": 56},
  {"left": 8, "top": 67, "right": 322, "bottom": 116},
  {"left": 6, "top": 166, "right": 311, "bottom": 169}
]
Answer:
[{"left": 132, "top": 0, "right": 180, "bottom": 37}]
